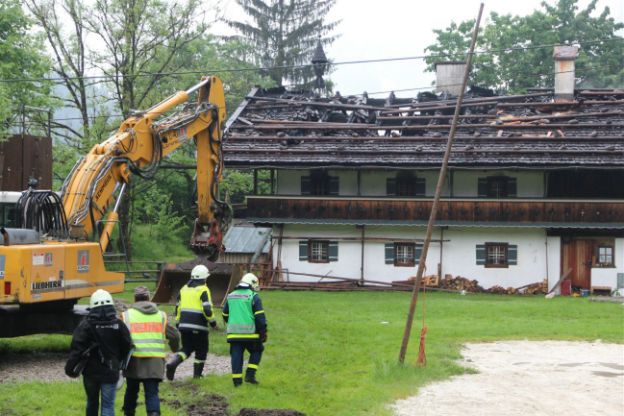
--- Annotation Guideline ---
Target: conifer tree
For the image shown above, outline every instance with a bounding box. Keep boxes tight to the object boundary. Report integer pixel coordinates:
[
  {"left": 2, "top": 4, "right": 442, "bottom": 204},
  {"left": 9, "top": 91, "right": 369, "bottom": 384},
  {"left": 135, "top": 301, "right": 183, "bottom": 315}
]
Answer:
[{"left": 227, "top": 0, "right": 338, "bottom": 87}]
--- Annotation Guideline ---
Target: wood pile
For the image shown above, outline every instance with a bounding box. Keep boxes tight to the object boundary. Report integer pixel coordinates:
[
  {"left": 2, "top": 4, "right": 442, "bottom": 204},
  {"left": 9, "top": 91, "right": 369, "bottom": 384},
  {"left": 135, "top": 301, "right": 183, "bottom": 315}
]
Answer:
[{"left": 440, "top": 274, "right": 483, "bottom": 292}]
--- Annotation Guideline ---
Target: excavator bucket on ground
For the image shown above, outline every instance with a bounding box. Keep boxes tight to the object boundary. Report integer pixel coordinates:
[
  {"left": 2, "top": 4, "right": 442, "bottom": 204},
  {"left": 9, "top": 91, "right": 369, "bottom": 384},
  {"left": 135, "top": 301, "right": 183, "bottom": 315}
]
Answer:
[{"left": 152, "top": 258, "right": 243, "bottom": 307}]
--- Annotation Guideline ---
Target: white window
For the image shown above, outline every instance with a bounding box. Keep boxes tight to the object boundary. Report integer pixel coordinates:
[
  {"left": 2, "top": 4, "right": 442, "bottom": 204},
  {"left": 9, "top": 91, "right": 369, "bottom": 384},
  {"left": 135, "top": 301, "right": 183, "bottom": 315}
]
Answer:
[
  {"left": 597, "top": 246, "right": 614, "bottom": 267},
  {"left": 309, "top": 240, "right": 329, "bottom": 263}
]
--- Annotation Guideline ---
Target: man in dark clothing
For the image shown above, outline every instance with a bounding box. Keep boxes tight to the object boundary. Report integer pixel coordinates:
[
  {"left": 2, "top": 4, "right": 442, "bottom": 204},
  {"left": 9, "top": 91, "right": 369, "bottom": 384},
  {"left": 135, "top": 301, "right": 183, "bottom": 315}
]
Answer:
[
  {"left": 222, "top": 273, "right": 267, "bottom": 387},
  {"left": 66, "top": 289, "right": 133, "bottom": 416},
  {"left": 166, "top": 264, "right": 217, "bottom": 380},
  {"left": 122, "top": 286, "right": 180, "bottom": 416}
]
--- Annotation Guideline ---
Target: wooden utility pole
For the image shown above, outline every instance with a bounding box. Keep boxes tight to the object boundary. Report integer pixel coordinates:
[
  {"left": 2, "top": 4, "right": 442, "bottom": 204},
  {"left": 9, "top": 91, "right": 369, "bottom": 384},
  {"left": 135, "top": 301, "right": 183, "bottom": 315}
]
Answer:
[{"left": 398, "top": 3, "right": 485, "bottom": 364}]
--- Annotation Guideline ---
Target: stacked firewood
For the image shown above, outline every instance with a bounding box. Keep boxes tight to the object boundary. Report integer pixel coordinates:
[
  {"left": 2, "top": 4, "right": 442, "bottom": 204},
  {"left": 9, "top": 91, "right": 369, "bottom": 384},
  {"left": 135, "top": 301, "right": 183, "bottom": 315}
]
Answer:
[
  {"left": 440, "top": 275, "right": 483, "bottom": 292},
  {"left": 521, "top": 281, "right": 548, "bottom": 295}
]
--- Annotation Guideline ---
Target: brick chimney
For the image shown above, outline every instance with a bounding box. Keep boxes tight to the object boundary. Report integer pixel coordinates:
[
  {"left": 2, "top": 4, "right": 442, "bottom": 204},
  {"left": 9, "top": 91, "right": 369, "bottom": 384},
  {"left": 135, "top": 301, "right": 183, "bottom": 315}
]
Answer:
[
  {"left": 553, "top": 45, "right": 579, "bottom": 102},
  {"left": 435, "top": 61, "right": 467, "bottom": 96}
]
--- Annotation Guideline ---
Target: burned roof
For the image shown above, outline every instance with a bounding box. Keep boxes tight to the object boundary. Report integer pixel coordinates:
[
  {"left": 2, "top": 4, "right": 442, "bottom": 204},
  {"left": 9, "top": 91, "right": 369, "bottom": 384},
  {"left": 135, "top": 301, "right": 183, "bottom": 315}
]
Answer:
[{"left": 222, "top": 87, "right": 624, "bottom": 169}]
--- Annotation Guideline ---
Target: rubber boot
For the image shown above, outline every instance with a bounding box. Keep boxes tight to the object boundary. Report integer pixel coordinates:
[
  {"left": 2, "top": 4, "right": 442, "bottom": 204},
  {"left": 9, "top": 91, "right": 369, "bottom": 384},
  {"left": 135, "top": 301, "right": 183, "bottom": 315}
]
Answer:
[
  {"left": 193, "top": 362, "right": 204, "bottom": 379},
  {"left": 166, "top": 353, "right": 184, "bottom": 381},
  {"left": 245, "top": 369, "right": 259, "bottom": 385}
]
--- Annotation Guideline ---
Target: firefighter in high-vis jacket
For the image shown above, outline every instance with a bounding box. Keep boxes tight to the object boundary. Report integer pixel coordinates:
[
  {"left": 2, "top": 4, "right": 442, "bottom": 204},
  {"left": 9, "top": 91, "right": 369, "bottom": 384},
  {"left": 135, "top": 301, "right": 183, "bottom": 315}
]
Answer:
[
  {"left": 222, "top": 273, "right": 267, "bottom": 387},
  {"left": 166, "top": 265, "right": 217, "bottom": 380}
]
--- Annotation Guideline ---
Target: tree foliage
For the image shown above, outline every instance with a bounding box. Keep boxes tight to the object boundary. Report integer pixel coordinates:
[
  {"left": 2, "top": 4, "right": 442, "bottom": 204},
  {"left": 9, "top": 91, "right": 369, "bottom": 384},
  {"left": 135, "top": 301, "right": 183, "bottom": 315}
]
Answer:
[
  {"left": 425, "top": 0, "right": 624, "bottom": 92},
  {"left": 0, "top": 0, "right": 52, "bottom": 139},
  {"left": 227, "top": 0, "right": 338, "bottom": 87}
]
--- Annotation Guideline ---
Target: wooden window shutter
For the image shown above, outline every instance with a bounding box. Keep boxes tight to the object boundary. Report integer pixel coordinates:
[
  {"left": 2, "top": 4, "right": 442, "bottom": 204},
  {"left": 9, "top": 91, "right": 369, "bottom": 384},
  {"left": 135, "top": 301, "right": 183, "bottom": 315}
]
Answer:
[
  {"left": 415, "top": 178, "right": 426, "bottom": 197},
  {"left": 299, "top": 241, "right": 309, "bottom": 261},
  {"left": 329, "top": 176, "right": 340, "bottom": 195},
  {"left": 385, "top": 243, "right": 395, "bottom": 264},
  {"left": 415, "top": 243, "right": 423, "bottom": 262},
  {"left": 477, "top": 178, "right": 488, "bottom": 197},
  {"left": 507, "top": 178, "right": 517, "bottom": 197},
  {"left": 386, "top": 178, "right": 396, "bottom": 196},
  {"left": 508, "top": 244, "right": 518, "bottom": 265},
  {"left": 328, "top": 241, "right": 339, "bottom": 262},
  {"left": 301, "top": 176, "right": 311, "bottom": 195},
  {"left": 476, "top": 244, "right": 486, "bottom": 265}
]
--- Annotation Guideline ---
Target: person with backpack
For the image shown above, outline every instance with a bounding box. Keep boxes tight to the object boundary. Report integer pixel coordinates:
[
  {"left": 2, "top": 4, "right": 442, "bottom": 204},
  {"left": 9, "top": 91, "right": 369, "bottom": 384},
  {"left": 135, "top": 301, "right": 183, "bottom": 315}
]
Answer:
[{"left": 66, "top": 289, "right": 133, "bottom": 416}]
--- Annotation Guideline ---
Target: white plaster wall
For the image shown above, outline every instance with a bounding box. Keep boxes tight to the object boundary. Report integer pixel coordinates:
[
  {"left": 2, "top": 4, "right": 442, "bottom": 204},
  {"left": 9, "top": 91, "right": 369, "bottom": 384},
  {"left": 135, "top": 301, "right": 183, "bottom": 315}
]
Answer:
[
  {"left": 590, "top": 238, "right": 624, "bottom": 290},
  {"left": 276, "top": 169, "right": 306, "bottom": 195},
  {"left": 546, "top": 236, "right": 562, "bottom": 292},
  {"left": 273, "top": 224, "right": 552, "bottom": 289},
  {"left": 451, "top": 170, "right": 544, "bottom": 198},
  {"left": 336, "top": 170, "right": 358, "bottom": 196},
  {"left": 441, "top": 227, "right": 549, "bottom": 289}
]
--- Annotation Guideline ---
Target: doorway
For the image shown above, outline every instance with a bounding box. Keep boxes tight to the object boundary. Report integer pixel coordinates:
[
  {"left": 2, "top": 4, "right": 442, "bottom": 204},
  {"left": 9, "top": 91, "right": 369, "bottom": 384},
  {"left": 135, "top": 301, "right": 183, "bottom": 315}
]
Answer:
[{"left": 561, "top": 238, "right": 594, "bottom": 290}]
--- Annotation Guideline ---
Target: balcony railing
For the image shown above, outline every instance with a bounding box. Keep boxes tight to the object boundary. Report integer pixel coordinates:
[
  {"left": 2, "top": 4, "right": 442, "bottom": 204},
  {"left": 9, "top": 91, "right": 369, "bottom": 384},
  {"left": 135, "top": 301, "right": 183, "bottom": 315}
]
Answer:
[{"left": 246, "top": 196, "right": 624, "bottom": 224}]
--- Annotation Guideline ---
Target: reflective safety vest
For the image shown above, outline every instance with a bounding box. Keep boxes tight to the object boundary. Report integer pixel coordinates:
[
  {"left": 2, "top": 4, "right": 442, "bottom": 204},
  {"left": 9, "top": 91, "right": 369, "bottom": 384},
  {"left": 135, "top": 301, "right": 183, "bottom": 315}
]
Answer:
[
  {"left": 123, "top": 308, "right": 167, "bottom": 358},
  {"left": 177, "top": 284, "right": 212, "bottom": 332},
  {"left": 226, "top": 288, "right": 258, "bottom": 339}
]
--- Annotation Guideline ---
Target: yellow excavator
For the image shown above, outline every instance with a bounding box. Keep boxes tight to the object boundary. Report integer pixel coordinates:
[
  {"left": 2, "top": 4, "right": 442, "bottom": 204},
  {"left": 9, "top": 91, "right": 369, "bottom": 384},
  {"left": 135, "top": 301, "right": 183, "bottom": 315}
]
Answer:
[{"left": 0, "top": 76, "right": 237, "bottom": 337}]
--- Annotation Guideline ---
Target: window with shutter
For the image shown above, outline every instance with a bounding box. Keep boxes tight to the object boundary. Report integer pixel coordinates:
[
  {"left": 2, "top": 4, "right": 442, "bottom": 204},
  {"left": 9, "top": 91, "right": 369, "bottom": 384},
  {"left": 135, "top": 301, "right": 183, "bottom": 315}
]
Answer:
[
  {"left": 414, "top": 178, "right": 426, "bottom": 197},
  {"left": 508, "top": 244, "right": 518, "bottom": 265},
  {"left": 478, "top": 176, "right": 517, "bottom": 198}
]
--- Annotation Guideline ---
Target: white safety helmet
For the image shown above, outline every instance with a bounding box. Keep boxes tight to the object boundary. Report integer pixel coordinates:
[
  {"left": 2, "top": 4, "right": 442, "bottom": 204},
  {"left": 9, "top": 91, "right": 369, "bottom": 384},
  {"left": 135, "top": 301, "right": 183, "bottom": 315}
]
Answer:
[
  {"left": 191, "top": 264, "right": 210, "bottom": 280},
  {"left": 240, "top": 273, "right": 260, "bottom": 292},
  {"left": 90, "top": 289, "right": 114, "bottom": 309}
]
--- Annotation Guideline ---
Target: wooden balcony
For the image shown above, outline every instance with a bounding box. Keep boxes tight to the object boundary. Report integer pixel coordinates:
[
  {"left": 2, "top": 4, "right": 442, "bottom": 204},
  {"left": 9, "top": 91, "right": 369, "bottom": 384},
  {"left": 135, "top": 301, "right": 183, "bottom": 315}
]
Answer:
[{"left": 246, "top": 196, "right": 624, "bottom": 225}]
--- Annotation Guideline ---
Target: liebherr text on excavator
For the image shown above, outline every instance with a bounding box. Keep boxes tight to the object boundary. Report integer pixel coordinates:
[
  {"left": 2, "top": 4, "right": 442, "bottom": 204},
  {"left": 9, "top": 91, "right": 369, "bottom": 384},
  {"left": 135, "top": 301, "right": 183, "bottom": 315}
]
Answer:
[{"left": 0, "top": 76, "right": 232, "bottom": 337}]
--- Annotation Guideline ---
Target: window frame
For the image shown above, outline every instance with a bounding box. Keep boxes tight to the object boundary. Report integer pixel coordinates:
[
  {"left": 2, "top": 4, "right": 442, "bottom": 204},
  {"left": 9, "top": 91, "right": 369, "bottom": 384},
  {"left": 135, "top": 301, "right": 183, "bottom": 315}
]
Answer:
[
  {"left": 596, "top": 245, "right": 615, "bottom": 268},
  {"left": 484, "top": 242, "right": 509, "bottom": 268},
  {"left": 394, "top": 242, "right": 416, "bottom": 267},
  {"left": 308, "top": 239, "right": 330, "bottom": 263}
]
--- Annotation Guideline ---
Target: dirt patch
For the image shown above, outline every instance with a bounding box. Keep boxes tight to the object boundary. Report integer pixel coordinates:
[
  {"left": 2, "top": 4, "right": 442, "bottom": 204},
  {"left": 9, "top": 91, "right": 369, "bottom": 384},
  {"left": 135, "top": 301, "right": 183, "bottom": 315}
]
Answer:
[
  {"left": 393, "top": 340, "right": 624, "bottom": 416},
  {"left": 238, "top": 409, "right": 305, "bottom": 416},
  {"left": 167, "top": 383, "right": 304, "bottom": 416}
]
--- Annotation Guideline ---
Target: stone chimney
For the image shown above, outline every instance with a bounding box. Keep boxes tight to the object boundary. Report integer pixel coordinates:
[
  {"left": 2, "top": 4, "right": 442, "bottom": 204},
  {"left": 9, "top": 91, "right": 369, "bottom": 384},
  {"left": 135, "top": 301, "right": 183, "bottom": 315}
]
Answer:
[
  {"left": 435, "top": 61, "right": 467, "bottom": 96},
  {"left": 553, "top": 45, "right": 579, "bottom": 102}
]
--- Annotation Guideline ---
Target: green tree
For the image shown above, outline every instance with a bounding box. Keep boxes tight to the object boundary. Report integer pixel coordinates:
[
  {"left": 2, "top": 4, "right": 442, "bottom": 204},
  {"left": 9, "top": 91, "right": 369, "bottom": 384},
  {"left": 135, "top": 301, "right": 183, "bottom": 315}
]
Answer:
[
  {"left": 0, "top": 0, "right": 52, "bottom": 138},
  {"left": 227, "top": 0, "right": 338, "bottom": 87},
  {"left": 425, "top": 0, "right": 624, "bottom": 92}
]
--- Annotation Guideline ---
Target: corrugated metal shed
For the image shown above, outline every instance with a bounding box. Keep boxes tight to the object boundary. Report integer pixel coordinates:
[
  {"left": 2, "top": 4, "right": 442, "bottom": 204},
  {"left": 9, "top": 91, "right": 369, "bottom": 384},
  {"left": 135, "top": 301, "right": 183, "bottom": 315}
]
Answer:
[{"left": 223, "top": 225, "right": 271, "bottom": 254}]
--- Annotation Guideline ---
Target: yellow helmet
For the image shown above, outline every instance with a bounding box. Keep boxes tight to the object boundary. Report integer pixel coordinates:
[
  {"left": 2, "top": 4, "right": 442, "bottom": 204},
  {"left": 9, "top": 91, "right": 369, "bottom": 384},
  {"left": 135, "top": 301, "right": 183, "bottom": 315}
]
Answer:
[{"left": 240, "top": 273, "right": 260, "bottom": 291}]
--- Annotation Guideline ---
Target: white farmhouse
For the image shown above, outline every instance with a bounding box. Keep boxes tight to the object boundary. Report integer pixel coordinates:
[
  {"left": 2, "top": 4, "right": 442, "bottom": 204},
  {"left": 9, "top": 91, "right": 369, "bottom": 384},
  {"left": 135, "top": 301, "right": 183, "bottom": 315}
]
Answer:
[{"left": 223, "top": 46, "right": 624, "bottom": 294}]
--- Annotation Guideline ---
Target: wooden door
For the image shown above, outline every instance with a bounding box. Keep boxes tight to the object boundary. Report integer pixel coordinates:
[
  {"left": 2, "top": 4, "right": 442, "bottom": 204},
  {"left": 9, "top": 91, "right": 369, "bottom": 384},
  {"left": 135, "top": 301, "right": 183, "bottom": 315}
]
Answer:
[{"left": 562, "top": 239, "right": 593, "bottom": 289}]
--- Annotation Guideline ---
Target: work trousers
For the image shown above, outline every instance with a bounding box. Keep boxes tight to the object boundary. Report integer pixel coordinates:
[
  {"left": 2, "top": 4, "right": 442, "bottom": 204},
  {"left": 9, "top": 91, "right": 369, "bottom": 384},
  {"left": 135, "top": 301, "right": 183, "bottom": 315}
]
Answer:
[
  {"left": 123, "top": 378, "right": 160, "bottom": 414},
  {"left": 229, "top": 340, "right": 264, "bottom": 384},
  {"left": 179, "top": 329, "right": 208, "bottom": 364},
  {"left": 83, "top": 376, "right": 117, "bottom": 416}
]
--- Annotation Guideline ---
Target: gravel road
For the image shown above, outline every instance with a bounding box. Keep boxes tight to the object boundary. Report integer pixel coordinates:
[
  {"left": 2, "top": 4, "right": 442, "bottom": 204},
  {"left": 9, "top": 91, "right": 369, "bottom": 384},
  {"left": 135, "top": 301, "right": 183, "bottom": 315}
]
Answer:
[{"left": 0, "top": 352, "right": 230, "bottom": 383}]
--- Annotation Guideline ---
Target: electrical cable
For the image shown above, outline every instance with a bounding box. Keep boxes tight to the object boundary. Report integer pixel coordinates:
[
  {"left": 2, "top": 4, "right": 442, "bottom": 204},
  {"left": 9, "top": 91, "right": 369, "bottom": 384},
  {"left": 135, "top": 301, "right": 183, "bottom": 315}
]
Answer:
[{"left": 0, "top": 38, "right": 620, "bottom": 84}]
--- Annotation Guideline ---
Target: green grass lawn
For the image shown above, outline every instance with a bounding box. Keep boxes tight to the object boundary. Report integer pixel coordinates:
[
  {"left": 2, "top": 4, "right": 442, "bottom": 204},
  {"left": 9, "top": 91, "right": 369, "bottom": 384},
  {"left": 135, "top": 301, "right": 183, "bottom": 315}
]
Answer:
[{"left": 0, "top": 290, "right": 622, "bottom": 416}]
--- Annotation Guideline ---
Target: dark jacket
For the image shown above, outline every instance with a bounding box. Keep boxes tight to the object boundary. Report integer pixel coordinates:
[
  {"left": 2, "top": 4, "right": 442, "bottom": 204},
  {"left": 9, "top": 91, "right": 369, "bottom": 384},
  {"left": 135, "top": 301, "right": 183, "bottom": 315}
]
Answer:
[
  {"left": 222, "top": 284, "right": 267, "bottom": 343},
  {"left": 123, "top": 301, "right": 180, "bottom": 380},
  {"left": 66, "top": 305, "right": 133, "bottom": 383}
]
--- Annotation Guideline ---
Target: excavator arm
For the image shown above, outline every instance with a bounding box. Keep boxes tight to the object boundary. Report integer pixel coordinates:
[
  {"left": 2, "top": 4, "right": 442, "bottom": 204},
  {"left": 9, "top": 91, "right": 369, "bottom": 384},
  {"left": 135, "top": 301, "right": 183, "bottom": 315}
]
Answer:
[{"left": 60, "top": 76, "right": 229, "bottom": 259}]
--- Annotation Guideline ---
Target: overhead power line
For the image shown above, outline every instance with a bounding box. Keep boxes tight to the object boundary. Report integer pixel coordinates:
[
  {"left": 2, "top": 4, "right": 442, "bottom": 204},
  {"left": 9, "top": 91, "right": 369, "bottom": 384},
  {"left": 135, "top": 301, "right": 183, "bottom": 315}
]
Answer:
[{"left": 0, "top": 38, "right": 620, "bottom": 84}]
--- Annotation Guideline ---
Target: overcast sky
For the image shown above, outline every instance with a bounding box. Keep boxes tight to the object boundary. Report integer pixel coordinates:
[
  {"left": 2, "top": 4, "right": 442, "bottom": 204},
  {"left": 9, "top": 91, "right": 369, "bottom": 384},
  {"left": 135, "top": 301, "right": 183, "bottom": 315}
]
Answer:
[{"left": 215, "top": 0, "right": 623, "bottom": 96}]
